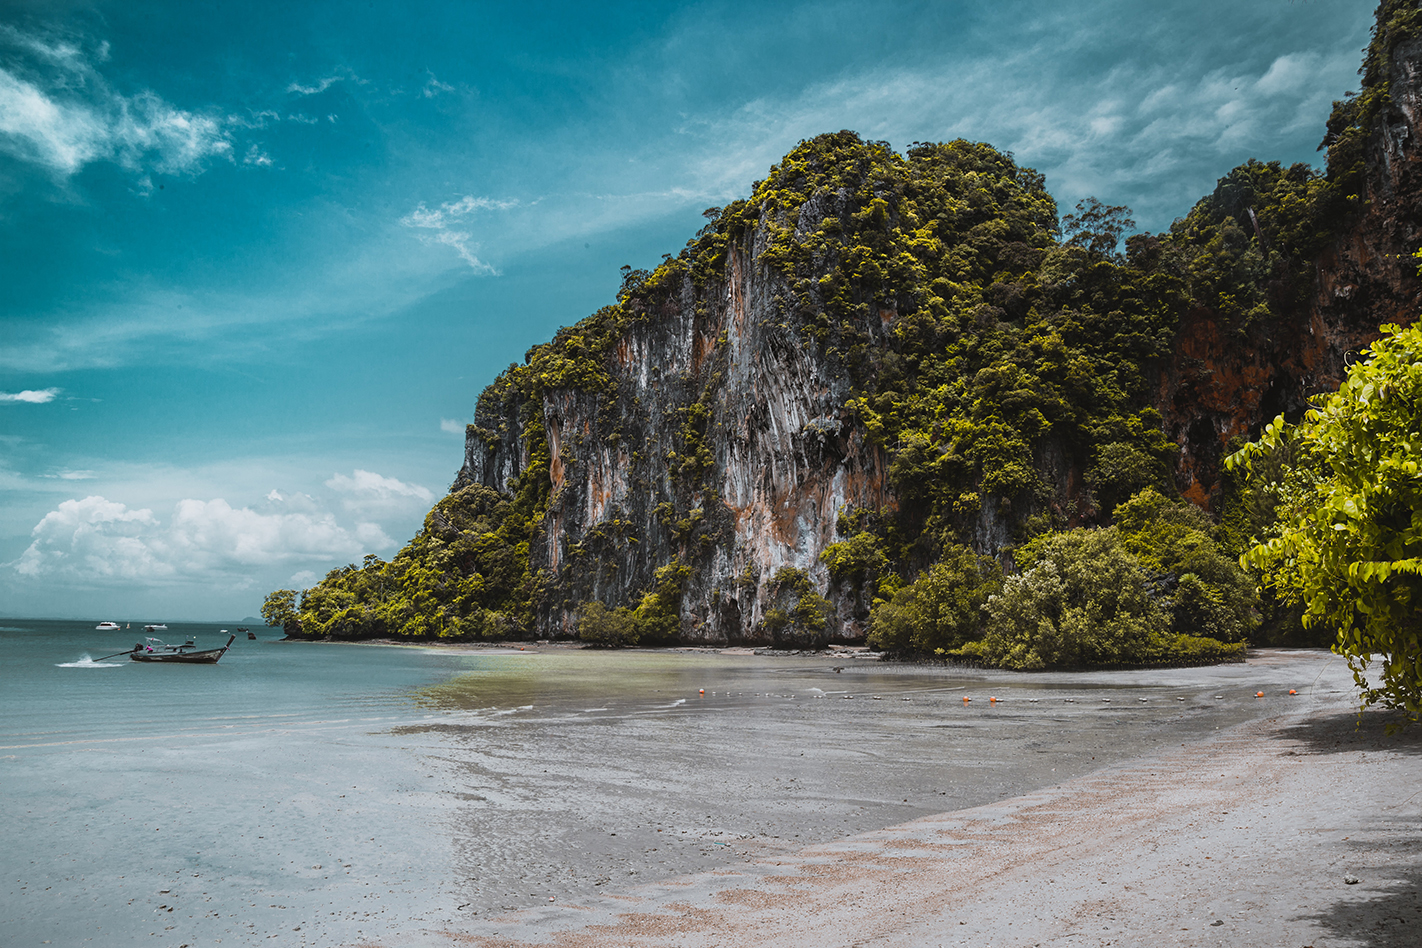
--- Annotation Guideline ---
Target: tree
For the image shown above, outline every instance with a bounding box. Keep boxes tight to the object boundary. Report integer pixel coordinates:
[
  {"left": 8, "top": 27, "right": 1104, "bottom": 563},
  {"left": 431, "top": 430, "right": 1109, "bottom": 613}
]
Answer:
[
  {"left": 981, "top": 528, "right": 1168, "bottom": 669},
  {"left": 577, "top": 601, "right": 638, "bottom": 647},
  {"left": 1227, "top": 323, "right": 1422, "bottom": 721},
  {"left": 261, "top": 589, "right": 300, "bottom": 634},
  {"left": 867, "top": 545, "right": 1001, "bottom": 653},
  {"left": 1061, "top": 197, "right": 1136, "bottom": 259}
]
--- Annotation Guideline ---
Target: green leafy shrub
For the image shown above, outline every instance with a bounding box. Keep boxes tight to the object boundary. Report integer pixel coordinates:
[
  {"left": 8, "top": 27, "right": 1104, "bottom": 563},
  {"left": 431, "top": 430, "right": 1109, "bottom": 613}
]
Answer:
[
  {"left": 759, "top": 567, "right": 833, "bottom": 647},
  {"left": 982, "top": 526, "right": 1251, "bottom": 668},
  {"left": 982, "top": 528, "right": 1169, "bottom": 669},
  {"left": 866, "top": 545, "right": 1001, "bottom": 653},
  {"left": 1113, "top": 487, "right": 1258, "bottom": 642},
  {"left": 577, "top": 601, "right": 639, "bottom": 648},
  {"left": 629, "top": 561, "right": 692, "bottom": 645}
]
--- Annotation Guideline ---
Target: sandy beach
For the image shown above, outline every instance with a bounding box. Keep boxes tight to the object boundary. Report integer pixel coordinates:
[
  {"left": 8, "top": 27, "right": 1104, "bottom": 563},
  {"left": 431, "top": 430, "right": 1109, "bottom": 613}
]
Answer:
[{"left": 436, "top": 655, "right": 1421, "bottom": 948}]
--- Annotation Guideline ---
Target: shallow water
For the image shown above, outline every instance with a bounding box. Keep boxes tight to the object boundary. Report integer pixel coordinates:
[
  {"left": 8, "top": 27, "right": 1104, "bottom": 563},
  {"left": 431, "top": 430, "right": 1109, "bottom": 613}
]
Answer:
[{"left": 1, "top": 619, "right": 1341, "bottom": 947}]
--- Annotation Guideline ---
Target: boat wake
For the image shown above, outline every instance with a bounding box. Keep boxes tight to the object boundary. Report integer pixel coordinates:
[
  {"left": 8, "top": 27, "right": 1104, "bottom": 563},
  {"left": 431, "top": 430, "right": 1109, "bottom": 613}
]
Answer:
[{"left": 56, "top": 656, "right": 125, "bottom": 668}]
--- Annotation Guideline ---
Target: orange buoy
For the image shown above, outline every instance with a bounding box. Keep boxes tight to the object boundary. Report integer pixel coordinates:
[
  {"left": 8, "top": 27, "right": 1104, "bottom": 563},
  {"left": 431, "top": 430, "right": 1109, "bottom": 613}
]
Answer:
[
  {"left": 699, "top": 689, "right": 705, "bottom": 695},
  {"left": 1289, "top": 689, "right": 1298, "bottom": 695},
  {"left": 963, "top": 696, "right": 971, "bottom": 703},
  {"left": 989, "top": 696, "right": 998, "bottom": 703},
  {"left": 1255, "top": 691, "right": 1264, "bottom": 698}
]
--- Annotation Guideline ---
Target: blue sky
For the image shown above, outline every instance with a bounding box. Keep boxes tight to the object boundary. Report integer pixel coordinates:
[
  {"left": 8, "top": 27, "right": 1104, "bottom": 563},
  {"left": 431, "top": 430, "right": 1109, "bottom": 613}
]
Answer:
[{"left": 0, "top": 0, "right": 1373, "bottom": 620}]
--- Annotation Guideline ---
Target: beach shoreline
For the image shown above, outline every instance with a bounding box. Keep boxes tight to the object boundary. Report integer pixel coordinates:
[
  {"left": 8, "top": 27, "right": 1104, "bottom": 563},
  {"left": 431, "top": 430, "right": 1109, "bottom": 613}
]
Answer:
[{"left": 432, "top": 668, "right": 1420, "bottom": 948}]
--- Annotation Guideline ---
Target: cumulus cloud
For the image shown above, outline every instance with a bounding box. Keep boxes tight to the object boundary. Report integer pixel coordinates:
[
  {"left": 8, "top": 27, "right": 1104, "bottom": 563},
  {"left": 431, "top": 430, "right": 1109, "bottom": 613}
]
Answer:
[
  {"left": 325, "top": 469, "right": 433, "bottom": 517},
  {"left": 0, "top": 28, "right": 232, "bottom": 177},
  {"left": 440, "top": 417, "right": 466, "bottom": 434},
  {"left": 0, "top": 388, "right": 61, "bottom": 403},
  {"left": 400, "top": 194, "right": 517, "bottom": 273},
  {"left": 11, "top": 493, "right": 389, "bottom": 587}
]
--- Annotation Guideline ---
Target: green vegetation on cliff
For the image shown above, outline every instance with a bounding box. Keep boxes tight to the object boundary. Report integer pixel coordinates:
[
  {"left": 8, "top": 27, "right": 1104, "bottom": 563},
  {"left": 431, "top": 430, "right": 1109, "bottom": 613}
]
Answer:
[{"left": 269, "top": 1, "right": 1405, "bottom": 665}]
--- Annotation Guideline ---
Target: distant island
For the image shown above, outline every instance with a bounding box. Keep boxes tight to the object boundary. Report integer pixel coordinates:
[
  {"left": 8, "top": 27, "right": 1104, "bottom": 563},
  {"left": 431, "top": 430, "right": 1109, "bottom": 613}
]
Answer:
[{"left": 266, "top": 3, "right": 1422, "bottom": 688}]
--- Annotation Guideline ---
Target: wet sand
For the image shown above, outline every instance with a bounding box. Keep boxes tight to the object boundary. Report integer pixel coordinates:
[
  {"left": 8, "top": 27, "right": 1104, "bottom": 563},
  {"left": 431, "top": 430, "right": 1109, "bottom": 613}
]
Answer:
[{"left": 425, "top": 650, "right": 1422, "bottom": 948}]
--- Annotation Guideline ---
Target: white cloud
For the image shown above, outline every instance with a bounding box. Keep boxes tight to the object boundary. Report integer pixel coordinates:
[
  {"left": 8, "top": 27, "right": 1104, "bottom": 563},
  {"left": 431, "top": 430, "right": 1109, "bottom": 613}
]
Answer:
[
  {"left": 440, "top": 417, "right": 466, "bottom": 434},
  {"left": 57, "top": 470, "right": 94, "bottom": 480},
  {"left": 400, "top": 194, "right": 517, "bottom": 273},
  {"left": 661, "top": 33, "right": 1359, "bottom": 231},
  {"left": 0, "top": 29, "right": 232, "bottom": 177},
  {"left": 421, "top": 73, "right": 455, "bottom": 98},
  {"left": 11, "top": 494, "right": 386, "bottom": 587},
  {"left": 326, "top": 469, "right": 433, "bottom": 501},
  {"left": 289, "top": 569, "right": 318, "bottom": 586},
  {"left": 285, "top": 72, "right": 354, "bottom": 96},
  {"left": 325, "top": 470, "right": 434, "bottom": 519},
  {"left": 0, "top": 388, "right": 60, "bottom": 403},
  {"left": 242, "top": 143, "right": 273, "bottom": 166}
]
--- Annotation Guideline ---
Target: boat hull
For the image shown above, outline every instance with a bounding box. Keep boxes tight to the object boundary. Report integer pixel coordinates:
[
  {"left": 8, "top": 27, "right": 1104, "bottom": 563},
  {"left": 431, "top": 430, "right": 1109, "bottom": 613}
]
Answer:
[{"left": 130, "top": 635, "right": 235, "bottom": 665}]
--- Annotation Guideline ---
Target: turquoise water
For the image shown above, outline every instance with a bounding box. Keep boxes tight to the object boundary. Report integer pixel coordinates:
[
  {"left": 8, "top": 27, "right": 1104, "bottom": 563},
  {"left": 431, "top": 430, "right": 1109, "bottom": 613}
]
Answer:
[
  {"left": 2, "top": 618, "right": 1321, "bottom": 947},
  {"left": 2, "top": 619, "right": 476, "bottom": 947}
]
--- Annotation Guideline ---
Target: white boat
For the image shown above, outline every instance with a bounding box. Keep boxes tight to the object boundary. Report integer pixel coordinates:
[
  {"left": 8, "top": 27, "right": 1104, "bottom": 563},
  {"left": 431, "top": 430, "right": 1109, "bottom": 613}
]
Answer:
[
  {"left": 95, "top": 621, "right": 120, "bottom": 631},
  {"left": 143, "top": 623, "right": 168, "bottom": 632}
]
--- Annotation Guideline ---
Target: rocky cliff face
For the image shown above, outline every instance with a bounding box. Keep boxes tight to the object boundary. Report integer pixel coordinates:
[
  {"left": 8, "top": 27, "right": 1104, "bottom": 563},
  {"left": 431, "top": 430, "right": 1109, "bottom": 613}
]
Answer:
[
  {"left": 459, "top": 194, "right": 895, "bottom": 644},
  {"left": 1157, "top": 10, "right": 1422, "bottom": 509},
  {"left": 450, "top": 7, "right": 1422, "bottom": 644}
]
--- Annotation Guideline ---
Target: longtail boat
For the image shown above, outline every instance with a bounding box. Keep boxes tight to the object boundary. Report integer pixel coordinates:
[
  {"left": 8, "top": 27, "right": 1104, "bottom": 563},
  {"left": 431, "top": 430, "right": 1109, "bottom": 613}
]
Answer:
[{"left": 130, "top": 633, "right": 236, "bottom": 664}]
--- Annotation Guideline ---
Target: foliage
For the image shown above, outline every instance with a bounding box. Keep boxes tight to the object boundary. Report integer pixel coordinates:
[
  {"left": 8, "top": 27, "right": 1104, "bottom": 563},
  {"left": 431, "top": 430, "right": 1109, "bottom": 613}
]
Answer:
[
  {"left": 1113, "top": 488, "right": 1258, "bottom": 642},
  {"left": 628, "top": 561, "right": 693, "bottom": 645},
  {"left": 1228, "top": 323, "right": 1422, "bottom": 720},
  {"left": 293, "top": 486, "right": 533, "bottom": 639},
  {"left": 759, "top": 567, "right": 834, "bottom": 647},
  {"left": 977, "top": 528, "right": 1246, "bottom": 669},
  {"left": 261, "top": 589, "right": 300, "bottom": 633},
  {"left": 1061, "top": 198, "right": 1135, "bottom": 259},
  {"left": 577, "top": 601, "right": 639, "bottom": 648},
  {"left": 866, "top": 544, "right": 1001, "bottom": 653}
]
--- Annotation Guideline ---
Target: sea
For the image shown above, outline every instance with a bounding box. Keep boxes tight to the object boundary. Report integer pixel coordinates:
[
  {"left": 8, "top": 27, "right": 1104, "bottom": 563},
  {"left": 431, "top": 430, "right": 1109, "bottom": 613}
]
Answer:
[{"left": 1, "top": 617, "right": 1327, "bottom": 947}]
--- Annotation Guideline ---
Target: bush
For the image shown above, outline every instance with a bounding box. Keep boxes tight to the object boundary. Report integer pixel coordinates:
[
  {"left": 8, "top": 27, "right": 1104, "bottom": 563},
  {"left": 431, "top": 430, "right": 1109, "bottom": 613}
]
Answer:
[
  {"left": 1113, "top": 487, "right": 1258, "bottom": 642},
  {"left": 759, "top": 567, "right": 833, "bottom": 647},
  {"left": 867, "top": 545, "right": 1001, "bottom": 653},
  {"left": 577, "top": 601, "right": 639, "bottom": 647},
  {"left": 982, "top": 528, "right": 1169, "bottom": 669},
  {"left": 1230, "top": 322, "right": 1422, "bottom": 718}
]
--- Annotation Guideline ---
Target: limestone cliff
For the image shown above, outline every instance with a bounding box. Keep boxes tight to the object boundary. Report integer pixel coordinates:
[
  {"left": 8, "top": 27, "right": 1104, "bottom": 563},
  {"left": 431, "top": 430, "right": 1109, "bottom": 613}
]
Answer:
[
  {"left": 457, "top": 186, "right": 898, "bottom": 644},
  {"left": 1158, "top": 3, "right": 1422, "bottom": 508},
  {"left": 294, "top": 2, "right": 1422, "bottom": 646}
]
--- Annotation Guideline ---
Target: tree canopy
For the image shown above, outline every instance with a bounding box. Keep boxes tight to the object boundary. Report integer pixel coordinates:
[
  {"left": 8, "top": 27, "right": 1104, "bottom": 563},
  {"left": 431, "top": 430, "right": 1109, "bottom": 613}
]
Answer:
[{"left": 1228, "top": 323, "right": 1422, "bottom": 720}]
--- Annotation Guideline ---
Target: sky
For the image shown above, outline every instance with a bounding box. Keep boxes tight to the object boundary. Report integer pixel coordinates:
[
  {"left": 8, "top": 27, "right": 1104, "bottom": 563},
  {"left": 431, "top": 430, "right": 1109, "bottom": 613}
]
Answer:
[{"left": 0, "top": 0, "right": 1375, "bottom": 620}]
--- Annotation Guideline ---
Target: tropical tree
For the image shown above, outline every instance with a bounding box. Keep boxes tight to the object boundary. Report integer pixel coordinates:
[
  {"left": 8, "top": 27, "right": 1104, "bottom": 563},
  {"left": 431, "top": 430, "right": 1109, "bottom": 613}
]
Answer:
[
  {"left": 1227, "top": 323, "right": 1422, "bottom": 720},
  {"left": 261, "top": 589, "right": 300, "bottom": 633}
]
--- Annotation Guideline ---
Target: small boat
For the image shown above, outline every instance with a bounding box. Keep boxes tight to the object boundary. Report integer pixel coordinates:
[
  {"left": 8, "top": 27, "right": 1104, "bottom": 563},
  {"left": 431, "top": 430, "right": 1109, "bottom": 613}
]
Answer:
[
  {"left": 143, "top": 623, "right": 168, "bottom": 632},
  {"left": 130, "top": 633, "right": 236, "bottom": 664},
  {"left": 95, "top": 621, "right": 120, "bottom": 631}
]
